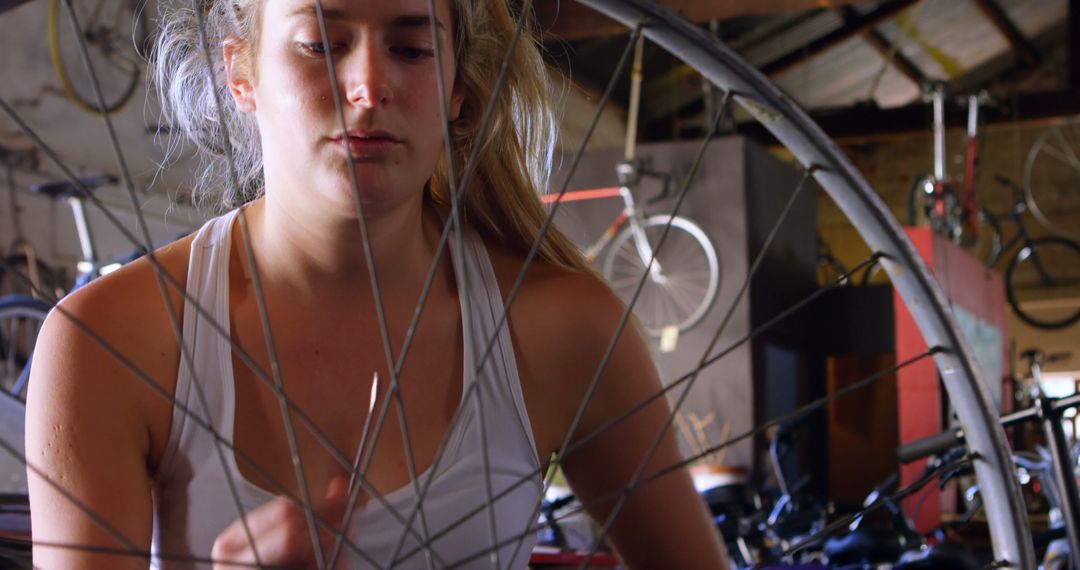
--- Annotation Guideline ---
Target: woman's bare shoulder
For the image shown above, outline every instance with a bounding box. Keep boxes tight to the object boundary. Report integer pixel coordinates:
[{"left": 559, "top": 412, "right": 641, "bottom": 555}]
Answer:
[
  {"left": 31, "top": 233, "right": 196, "bottom": 433},
  {"left": 485, "top": 243, "right": 626, "bottom": 346},
  {"left": 50, "top": 233, "right": 195, "bottom": 351}
]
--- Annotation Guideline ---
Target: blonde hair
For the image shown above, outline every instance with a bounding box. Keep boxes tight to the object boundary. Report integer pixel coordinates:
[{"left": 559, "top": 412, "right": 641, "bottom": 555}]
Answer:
[{"left": 151, "top": 0, "right": 586, "bottom": 271}]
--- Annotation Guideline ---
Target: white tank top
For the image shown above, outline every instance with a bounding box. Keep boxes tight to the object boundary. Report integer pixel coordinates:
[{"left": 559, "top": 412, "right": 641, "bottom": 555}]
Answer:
[{"left": 151, "top": 209, "right": 543, "bottom": 568}]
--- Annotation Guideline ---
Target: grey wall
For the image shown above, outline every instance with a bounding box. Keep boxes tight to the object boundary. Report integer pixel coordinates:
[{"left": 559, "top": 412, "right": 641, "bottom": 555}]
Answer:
[{"left": 550, "top": 136, "right": 815, "bottom": 470}]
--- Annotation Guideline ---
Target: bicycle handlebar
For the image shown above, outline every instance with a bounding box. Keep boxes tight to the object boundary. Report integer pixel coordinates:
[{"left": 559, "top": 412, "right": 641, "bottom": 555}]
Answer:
[
  {"left": 899, "top": 394, "right": 1080, "bottom": 464},
  {"left": 616, "top": 159, "right": 677, "bottom": 206},
  {"left": 897, "top": 428, "right": 964, "bottom": 464},
  {"left": 31, "top": 174, "right": 117, "bottom": 200}
]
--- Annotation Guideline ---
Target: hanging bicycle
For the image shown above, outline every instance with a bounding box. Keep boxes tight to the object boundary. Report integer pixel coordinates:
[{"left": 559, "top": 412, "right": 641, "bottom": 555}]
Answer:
[{"left": 0, "top": 0, "right": 1034, "bottom": 568}]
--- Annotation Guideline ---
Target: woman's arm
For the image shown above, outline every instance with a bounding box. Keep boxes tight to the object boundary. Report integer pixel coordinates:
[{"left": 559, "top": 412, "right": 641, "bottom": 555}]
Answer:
[
  {"left": 538, "top": 275, "right": 729, "bottom": 568},
  {"left": 26, "top": 290, "right": 158, "bottom": 569}
]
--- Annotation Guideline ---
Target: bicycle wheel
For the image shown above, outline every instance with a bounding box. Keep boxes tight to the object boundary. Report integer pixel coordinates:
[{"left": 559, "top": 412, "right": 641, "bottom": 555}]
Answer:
[
  {"left": 1, "top": 0, "right": 1032, "bottom": 567},
  {"left": 0, "top": 295, "right": 50, "bottom": 402},
  {"left": 47, "top": 0, "right": 146, "bottom": 115},
  {"left": 0, "top": 254, "right": 66, "bottom": 301},
  {"left": 1005, "top": 236, "right": 1080, "bottom": 330},
  {"left": 601, "top": 215, "right": 719, "bottom": 337},
  {"left": 1024, "top": 116, "right": 1080, "bottom": 242}
]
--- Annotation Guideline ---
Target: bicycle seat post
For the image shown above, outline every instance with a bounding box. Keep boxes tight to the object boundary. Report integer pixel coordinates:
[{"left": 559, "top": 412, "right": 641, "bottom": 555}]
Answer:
[
  {"left": 67, "top": 194, "right": 99, "bottom": 275},
  {"left": 930, "top": 83, "right": 947, "bottom": 183}
]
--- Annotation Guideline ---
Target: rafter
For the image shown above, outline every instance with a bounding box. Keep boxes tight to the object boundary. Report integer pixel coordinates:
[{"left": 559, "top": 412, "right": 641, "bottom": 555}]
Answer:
[
  {"left": 0, "top": 0, "right": 33, "bottom": 16},
  {"left": 836, "top": 6, "right": 926, "bottom": 87},
  {"left": 971, "top": 0, "right": 1040, "bottom": 70},
  {"left": 534, "top": 0, "right": 887, "bottom": 41},
  {"left": 760, "top": 0, "right": 917, "bottom": 76}
]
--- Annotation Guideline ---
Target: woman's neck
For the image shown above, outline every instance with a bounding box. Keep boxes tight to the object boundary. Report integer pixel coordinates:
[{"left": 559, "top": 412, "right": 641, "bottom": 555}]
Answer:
[{"left": 242, "top": 193, "right": 441, "bottom": 302}]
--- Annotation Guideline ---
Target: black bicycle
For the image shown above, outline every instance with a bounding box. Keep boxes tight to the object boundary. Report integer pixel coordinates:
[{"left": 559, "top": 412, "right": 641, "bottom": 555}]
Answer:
[{"left": 982, "top": 176, "right": 1080, "bottom": 330}]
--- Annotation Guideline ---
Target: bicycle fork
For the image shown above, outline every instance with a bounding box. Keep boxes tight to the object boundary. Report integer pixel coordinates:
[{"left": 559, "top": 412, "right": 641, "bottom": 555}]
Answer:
[{"left": 620, "top": 187, "right": 667, "bottom": 284}]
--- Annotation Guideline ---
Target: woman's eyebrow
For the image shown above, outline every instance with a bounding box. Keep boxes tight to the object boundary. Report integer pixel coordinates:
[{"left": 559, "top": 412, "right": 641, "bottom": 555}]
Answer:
[
  {"left": 286, "top": 6, "right": 446, "bottom": 31},
  {"left": 289, "top": 4, "right": 348, "bottom": 21},
  {"left": 389, "top": 14, "right": 447, "bottom": 32}
]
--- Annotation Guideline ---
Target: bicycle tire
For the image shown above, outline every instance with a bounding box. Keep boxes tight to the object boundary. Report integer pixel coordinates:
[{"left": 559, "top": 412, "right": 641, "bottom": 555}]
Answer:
[
  {"left": 1024, "top": 116, "right": 1080, "bottom": 242},
  {"left": 47, "top": 0, "right": 144, "bottom": 116},
  {"left": 0, "top": 254, "right": 66, "bottom": 301},
  {"left": 0, "top": 295, "right": 50, "bottom": 402},
  {"left": 1004, "top": 236, "right": 1080, "bottom": 330},
  {"left": 2, "top": 0, "right": 1034, "bottom": 567},
  {"left": 580, "top": 0, "right": 1029, "bottom": 564},
  {"left": 600, "top": 215, "right": 720, "bottom": 337}
]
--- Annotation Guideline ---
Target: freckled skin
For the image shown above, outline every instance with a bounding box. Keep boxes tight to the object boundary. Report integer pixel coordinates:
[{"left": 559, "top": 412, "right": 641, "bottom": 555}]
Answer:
[{"left": 25, "top": 0, "right": 729, "bottom": 567}]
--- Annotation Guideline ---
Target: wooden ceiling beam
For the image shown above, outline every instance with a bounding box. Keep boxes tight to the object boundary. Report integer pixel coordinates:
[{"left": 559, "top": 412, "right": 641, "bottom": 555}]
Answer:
[
  {"left": 534, "top": 0, "right": 886, "bottom": 41},
  {"left": 837, "top": 5, "right": 926, "bottom": 87},
  {"left": 0, "top": 0, "right": 34, "bottom": 16},
  {"left": 971, "top": 0, "right": 1040, "bottom": 69},
  {"left": 760, "top": 0, "right": 916, "bottom": 76}
]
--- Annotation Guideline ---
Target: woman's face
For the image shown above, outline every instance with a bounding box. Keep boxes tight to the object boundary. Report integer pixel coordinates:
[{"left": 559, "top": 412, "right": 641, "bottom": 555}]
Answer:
[{"left": 228, "top": 0, "right": 463, "bottom": 215}]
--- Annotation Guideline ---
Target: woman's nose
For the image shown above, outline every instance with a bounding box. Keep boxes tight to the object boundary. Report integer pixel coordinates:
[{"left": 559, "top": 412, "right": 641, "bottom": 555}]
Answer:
[{"left": 344, "top": 42, "right": 392, "bottom": 108}]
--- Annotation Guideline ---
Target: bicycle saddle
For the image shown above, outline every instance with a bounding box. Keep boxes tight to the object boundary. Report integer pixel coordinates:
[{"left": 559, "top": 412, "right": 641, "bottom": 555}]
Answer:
[
  {"left": 700, "top": 480, "right": 752, "bottom": 515},
  {"left": 895, "top": 542, "right": 980, "bottom": 569},
  {"left": 31, "top": 174, "right": 117, "bottom": 199},
  {"left": 824, "top": 527, "right": 912, "bottom": 566}
]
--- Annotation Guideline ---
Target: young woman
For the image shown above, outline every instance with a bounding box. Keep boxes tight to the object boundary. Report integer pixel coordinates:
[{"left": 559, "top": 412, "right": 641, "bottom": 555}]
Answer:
[{"left": 26, "top": 0, "right": 727, "bottom": 567}]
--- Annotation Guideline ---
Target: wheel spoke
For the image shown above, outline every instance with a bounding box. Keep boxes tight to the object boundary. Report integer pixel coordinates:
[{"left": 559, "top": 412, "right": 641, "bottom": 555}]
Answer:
[
  {"left": 2, "top": 1, "right": 1035, "bottom": 565},
  {"left": 1040, "top": 141, "right": 1080, "bottom": 178},
  {"left": 1051, "top": 125, "right": 1080, "bottom": 174},
  {"left": 58, "top": 1, "right": 280, "bottom": 564},
  {"left": 438, "top": 346, "right": 939, "bottom": 569}
]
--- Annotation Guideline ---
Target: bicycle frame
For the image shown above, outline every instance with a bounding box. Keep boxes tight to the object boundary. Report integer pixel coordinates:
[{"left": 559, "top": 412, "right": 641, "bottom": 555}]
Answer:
[
  {"left": 4, "top": 177, "right": 119, "bottom": 397},
  {"left": 919, "top": 85, "right": 984, "bottom": 244},
  {"left": 986, "top": 179, "right": 1057, "bottom": 284},
  {"left": 541, "top": 184, "right": 662, "bottom": 278}
]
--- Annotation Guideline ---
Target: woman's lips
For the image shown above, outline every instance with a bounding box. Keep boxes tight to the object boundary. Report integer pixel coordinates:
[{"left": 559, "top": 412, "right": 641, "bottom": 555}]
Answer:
[
  {"left": 334, "top": 131, "right": 402, "bottom": 157},
  {"left": 340, "top": 136, "right": 402, "bottom": 156}
]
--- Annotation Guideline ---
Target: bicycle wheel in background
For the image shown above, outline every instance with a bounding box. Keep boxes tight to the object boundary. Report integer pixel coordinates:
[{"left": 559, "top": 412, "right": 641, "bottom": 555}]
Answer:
[
  {"left": 0, "top": 0, "right": 1034, "bottom": 567},
  {"left": 1005, "top": 236, "right": 1080, "bottom": 330},
  {"left": 47, "top": 0, "right": 147, "bottom": 115},
  {"left": 0, "top": 254, "right": 66, "bottom": 301},
  {"left": 1024, "top": 116, "right": 1080, "bottom": 242},
  {"left": 0, "top": 295, "right": 50, "bottom": 402},
  {"left": 601, "top": 216, "right": 719, "bottom": 337},
  {"left": 582, "top": 0, "right": 1028, "bottom": 563}
]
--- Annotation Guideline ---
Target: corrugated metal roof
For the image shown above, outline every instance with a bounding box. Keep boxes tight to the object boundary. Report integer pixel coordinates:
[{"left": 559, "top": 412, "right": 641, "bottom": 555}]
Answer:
[{"left": 753, "top": 0, "right": 1067, "bottom": 111}]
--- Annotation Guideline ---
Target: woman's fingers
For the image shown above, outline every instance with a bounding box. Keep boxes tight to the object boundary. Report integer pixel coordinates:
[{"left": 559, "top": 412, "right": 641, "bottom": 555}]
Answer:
[{"left": 211, "top": 477, "right": 364, "bottom": 569}]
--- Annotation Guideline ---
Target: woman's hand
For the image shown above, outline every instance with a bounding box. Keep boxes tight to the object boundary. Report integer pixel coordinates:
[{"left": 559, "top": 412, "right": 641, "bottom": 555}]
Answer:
[{"left": 211, "top": 477, "right": 359, "bottom": 569}]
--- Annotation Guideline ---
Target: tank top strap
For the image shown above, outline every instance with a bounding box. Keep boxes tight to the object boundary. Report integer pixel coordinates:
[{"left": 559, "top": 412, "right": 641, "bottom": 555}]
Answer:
[
  {"left": 154, "top": 208, "right": 240, "bottom": 480},
  {"left": 449, "top": 223, "right": 541, "bottom": 470}
]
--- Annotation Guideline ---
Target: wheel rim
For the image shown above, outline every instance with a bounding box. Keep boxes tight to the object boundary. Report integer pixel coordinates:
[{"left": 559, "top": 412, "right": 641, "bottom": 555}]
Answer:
[
  {"left": 1024, "top": 117, "right": 1080, "bottom": 243},
  {"left": 48, "top": 0, "right": 143, "bottom": 115},
  {"left": 0, "top": 0, "right": 1033, "bottom": 566},
  {"left": 1005, "top": 237, "right": 1080, "bottom": 330},
  {"left": 601, "top": 216, "right": 720, "bottom": 336},
  {"left": 581, "top": 0, "right": 1031, "bottom": 565}
]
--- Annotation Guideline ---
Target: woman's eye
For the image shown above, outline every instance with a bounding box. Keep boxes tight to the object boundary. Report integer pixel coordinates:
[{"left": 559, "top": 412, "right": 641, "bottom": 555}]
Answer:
[
  {"left": 392, "top": 45, "right": 434, "bottom": 61},
  {"left": 299, "top": 41, "right": 340, "bottom": 56}
]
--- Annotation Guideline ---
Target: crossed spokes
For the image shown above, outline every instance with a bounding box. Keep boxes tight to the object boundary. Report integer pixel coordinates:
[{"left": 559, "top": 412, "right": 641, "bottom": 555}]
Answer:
[{"left": 0, "top": 0, "right": 1030, "bottom": 568}]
